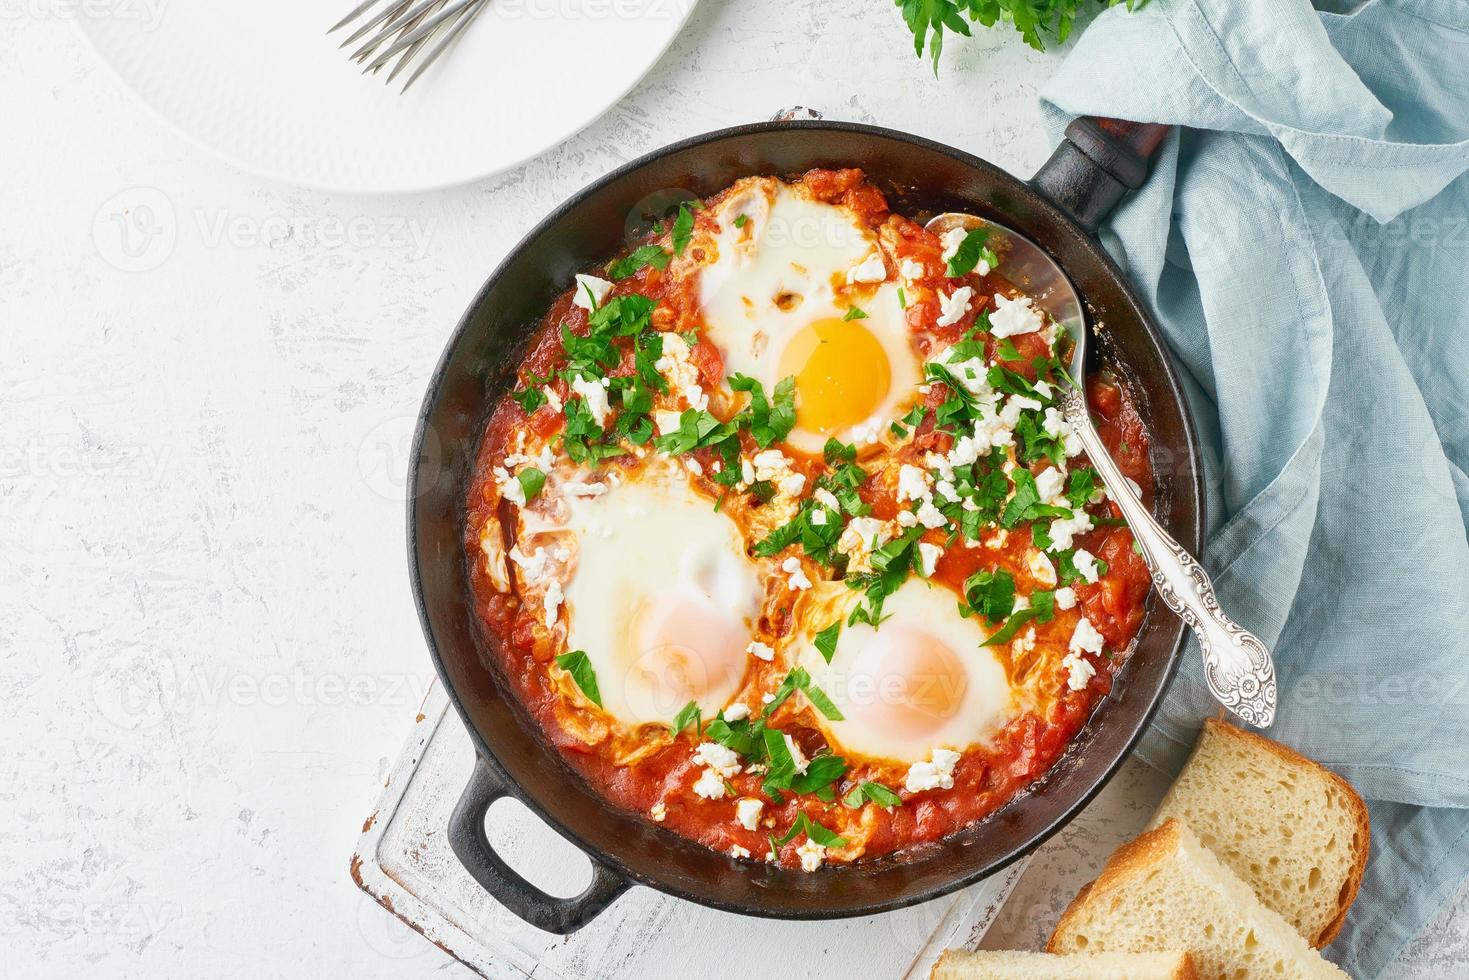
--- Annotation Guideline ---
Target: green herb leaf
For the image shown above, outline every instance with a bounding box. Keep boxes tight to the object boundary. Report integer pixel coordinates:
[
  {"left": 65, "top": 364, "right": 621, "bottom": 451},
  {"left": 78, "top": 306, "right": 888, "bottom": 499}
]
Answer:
[
  {"left": 843, "top": 306, "right": 868, "bottom": 321},
  {"left": 554, "top": 651, "right": 602, "bottom": 707},
  {"left": 671, "top": 699, "right": 701, "bottom": 735},
  {"left": 516, "top": 467, "right": 546, "bottom": 502},
  {"left": 945, "top": 227, "right": 990, "bottom": 277},
  {"left": 962, "top": 568, "right": 1015, "bottom": 622},
  {"left": 607, "top": 244, "right": 670, "bottom": 280},
  {"left": 671, "top": 204, "right": 695, "bottom": 256},
  {"left": 843, "top": 780, "right": 903, "bottom": 809},
  {"left": 734, "top": 213, "right": 749, "bottom": 229},
  {"left": 730, "top": 373, "right": 797, "bottom": 448},
  {"left": 814, "top": 622, "right": 840, "bottom": 663}
]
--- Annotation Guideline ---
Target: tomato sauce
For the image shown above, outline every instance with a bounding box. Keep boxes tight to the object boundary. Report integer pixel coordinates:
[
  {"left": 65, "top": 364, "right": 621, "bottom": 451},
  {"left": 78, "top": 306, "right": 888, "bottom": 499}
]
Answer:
[{"left": 462, "top": 170, "right": 1156, "bottom": 867}]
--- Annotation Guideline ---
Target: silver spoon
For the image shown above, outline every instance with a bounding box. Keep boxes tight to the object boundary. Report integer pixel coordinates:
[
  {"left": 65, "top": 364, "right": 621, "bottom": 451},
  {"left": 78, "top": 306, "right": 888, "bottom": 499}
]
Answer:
[{"left": 926, "top": 212, "right": 1278, "bottom": 728}]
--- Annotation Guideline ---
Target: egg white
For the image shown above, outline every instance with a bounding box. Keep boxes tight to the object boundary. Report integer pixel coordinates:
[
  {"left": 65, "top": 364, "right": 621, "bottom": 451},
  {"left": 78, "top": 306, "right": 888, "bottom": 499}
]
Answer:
[
  {"left": 547, "top": 464, "right": 763, "bottom": 728},
  {"left": 697, "top": 180, "right": 921, "bottom": 453},
  {"left": 793, "top": 578, "right": 1013, "bottom": 764}
]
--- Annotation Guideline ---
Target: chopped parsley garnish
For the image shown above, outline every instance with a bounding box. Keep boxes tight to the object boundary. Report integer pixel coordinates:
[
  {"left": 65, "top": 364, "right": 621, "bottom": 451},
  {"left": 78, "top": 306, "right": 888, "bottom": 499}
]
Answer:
[
  {"left": 671, "top": 203, "right": 695, "bottom": 256},
  {"left": 1065, "top": 467, "right": 1101, "bottom": 510},
  {"left": 516, "top": 467, "right": 547, "bottom": 502},
  {"left": 843, "top": 306, "right": 868, "bottom": 321},
  {"left": 843, "top": 780, "right": 902, "bottom": 809},
  {"left": 671, "top": 699, "right": 701, "bottom": 735},
  {"left": 814, "top": 622, "right": 840, "bottom": 663},
  {"left": 729, "top": 373, "right": 797, "bottom": 448},
  {"left": 773, "top": 812, "right": 847, "bottom": 848},
  {"left": 733, "top": 213, "right": 749, "bottom": 229},
  {"left": 846, "top": 526, "right": 926, "bottom": 626},
  {"left": 512, "top": 384, "right": 548, "bottom": 414},
  {"left": 763, "top": 666, "right": 843, "bottom": 722},
  {"left": 961, "top": 568, "right": 1015, "bottom": 622},
  {"left": 982, "top": 590, "right": 1056, "bottom": 646},
  {"left": 653, "top": 408, "right": 738, "bottom": 455},
  {"left": 606, "top": 244, "right": 670, "bottom": 280},
  {"left": 897, "top": 286, "right": 907, "bottom": 309},
  {"left": 945, "top": 226, "right": 999, "bottom": 278},
  {"left": 554, "top": 651, "right": 602, "bottom": 707}
]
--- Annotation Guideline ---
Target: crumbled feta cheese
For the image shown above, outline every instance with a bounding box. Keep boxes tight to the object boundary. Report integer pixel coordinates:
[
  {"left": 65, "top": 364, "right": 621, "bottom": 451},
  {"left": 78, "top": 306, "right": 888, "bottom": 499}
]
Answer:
[
  {"left": 542, "top": 579, "right": 563, "bottom": 629},
  {"left": 897, "top": 464, "right": 931, "bottom": 503},
  {"left": 899, "top": 258, "right": 927, "bottom": 281},
  {"left": 729, "top": 845, "right": 752, "bottom": 860},
  {"left": 777, "top": 472, "right": 806, "bottom": 497},
  {"left": 655, "top": 334, "right": 709, "bottom": 411},
  {"left": 571, "top": 375, "right": 611, "bottom": 426},
  {"left": 1028, "top": 549, "right": 1058, "bottom": 587},
  {"left": 1046, "top": 511, "right": 1094, "bottom": 552},
  {"left": 563, "top": 480, "right": 608, "bottom": 498},
  {"left": 572, "top": 273, "right": 613, "bottom": 311},
  {"left": 509, "top": 545, "right": 548, "bottom": 583},
  {"left": 850, "top": 417, "right": 884, "bottom": 445},
  {"left": 939, "top": 227, "right": 968, "bottom": 267},
  {"left": 1069, "top": 616, "right": 1105, "bottom": 656},
  {"left": 1042, "top": 406, "right": 1067, "bottom": 441},
  {"left": 1062, "top": 652, "right": 1097, "bottom": 691},
  {"left": 1073, "top": 548, "right": 1102, "bottom": 584},
  {"left": 723, "top": 702, "right": 750, "bottom": 722},
  {"left": 1034, "top": 380, "right": 1053, "bottom": 400},
  {"left": 813, "top": 487, "right": 840, "bottom": 511},
  {"left": 685, "top": 458, "right": 704, "bottom": 476},
  {"left": 692, "top": 768, "right": 727, "bottom": 800},
  {"left": 735, "top": 798, "right": 764, "bottom": 831},
  {"left": 936, "top": 286, "right": 975, "bottom": 327},
  {"left": 797, "top": 839, "right": 826, "bottom": 872},
  {"left": 989, "top": 293, "right": 1043, "bottom": 338},
  {"left": 782, "top": 556, "right": 812, "bottom": 591},
  {"left": 1012, "top": 626, "right": 1037, "bottom": 655},
  {"left": 494, "top": 466, "right": 526, "bottom": 506},
  {"left": 904, "top": 747, "right": 961, "bottom": 793},
  {"left": 916, "top": 500, "right": 947, "bottom": 529},
  {"left": 1000, "top": 394, "right": 1043, "bottom": 427},
  {"left": 740, "top": 458, "right": 756, "bottom": 486},
  {"left": 846, "top": 250, "right": 887, "bottom": 284},
  {"left": 783, "top": 734, "right": 809, "bottom": 774},
  {"left": 918, "top": 542, "right": 942, "bottom": 577},
  {"left": 1055, "top": 586, "right": 1077, "bottom": 610},
  {"left": 1013, "top": 595, "right": 1031, "bottom": 613},
  {"left": 694, "top": 742, "right": 742, "bottom": 779},
  {"left": 1034, "top": 466, "right": 1066, "bottom": 505},
  {"left": 987, "top": 528, "right": 1008, "bottom": 549},
  {"left": 839, "top": 516, "right": 891, "bottom": 570},
  {"left": 934, "top": 479, "right": 960, "bottom": 503},
  {"left": 542, "top": 386, "right": 563, "bottom": 412},
  {"left": 751, "top": 449, "right": 793, "bottom": 481},
  {"left": 654, "top": 410, "right": 683, "bottom": 436},
  {"left": 896, "top": 509, "right": 918, "bottom": 528},
  {"left": 810, "top": 508, "right": 828, "bottom": 526},
  {"left": 747, "top": 641, "right": 775, "bottom": 661},
  {"left": 944, "top": 356, "right": 992, "bottom": 397},
  {"left": 650, "top": 802, "right": 667, "bottom": 822}
]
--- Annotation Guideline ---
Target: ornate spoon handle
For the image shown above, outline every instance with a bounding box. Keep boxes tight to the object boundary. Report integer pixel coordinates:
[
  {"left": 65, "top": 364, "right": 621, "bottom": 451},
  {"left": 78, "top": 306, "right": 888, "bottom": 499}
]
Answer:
[{"left": 1059, "top": 387, "right": 1278, "bottom": 728}]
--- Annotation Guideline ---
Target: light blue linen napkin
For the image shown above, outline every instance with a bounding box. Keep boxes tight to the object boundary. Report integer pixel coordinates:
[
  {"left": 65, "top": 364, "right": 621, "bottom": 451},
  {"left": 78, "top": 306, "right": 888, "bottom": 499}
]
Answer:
[{"left": 1039, "top": 0, "right": 1469, "bottom": 974}]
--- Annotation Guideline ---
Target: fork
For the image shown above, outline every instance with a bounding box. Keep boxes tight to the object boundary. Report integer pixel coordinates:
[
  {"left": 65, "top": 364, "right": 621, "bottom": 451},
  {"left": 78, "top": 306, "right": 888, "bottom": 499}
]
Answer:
[{"left": 330, "top": 0, "right": 490, "bottom": 93}]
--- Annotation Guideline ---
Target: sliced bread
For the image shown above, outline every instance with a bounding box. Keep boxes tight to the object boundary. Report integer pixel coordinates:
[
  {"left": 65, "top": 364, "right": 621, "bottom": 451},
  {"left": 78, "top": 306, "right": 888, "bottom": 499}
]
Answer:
[
  {"left": 1149, "top": 718, "right": 1369, "bottom": 946},
  {"left": 932, "top": 949, "right": 1197, "bottom": 979},
  {"left": 1048, "top": 820, "right": 1349, "bottom": 979}
]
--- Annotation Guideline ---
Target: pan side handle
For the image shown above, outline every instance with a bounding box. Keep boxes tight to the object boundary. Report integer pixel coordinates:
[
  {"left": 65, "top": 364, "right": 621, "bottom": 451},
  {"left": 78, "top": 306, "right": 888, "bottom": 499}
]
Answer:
[
  {"left": 448, "top": 755, "right": 631, "bottom": 935},
  {"left": 1030, "top": 118, "right": 1172, "bottom": 235}
]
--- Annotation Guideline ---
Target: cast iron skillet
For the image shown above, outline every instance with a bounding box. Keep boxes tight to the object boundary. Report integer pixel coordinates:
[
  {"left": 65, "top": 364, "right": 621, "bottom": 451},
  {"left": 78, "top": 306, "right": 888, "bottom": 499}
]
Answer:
[{"left": 408, "top": 116, "right": 1202, "bottom": 934}]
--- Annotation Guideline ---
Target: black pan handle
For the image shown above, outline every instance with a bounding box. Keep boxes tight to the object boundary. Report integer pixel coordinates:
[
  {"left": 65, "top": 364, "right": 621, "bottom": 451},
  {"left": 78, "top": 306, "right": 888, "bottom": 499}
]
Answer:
[
  {"left": 1030, "top": 117, "right": 1172, "bottom": 235},
  {"left": 448, "top": 755, "right": 631, "bottom": 935}
]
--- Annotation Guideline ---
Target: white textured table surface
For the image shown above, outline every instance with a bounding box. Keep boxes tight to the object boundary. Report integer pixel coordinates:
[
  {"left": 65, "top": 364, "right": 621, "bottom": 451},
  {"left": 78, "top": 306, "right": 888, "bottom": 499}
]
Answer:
[{"left": 1, "top": 4, "right": 1461, "bottom": 977}]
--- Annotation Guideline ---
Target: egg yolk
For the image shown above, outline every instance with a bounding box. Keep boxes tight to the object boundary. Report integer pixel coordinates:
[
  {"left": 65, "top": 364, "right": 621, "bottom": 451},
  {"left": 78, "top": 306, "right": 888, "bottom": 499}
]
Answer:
[
  {"left": 847, "top": 625, "right": 966, "bottom": 737},
  {"left": 777, "top": 317, "right": 892, "bottom": 436},
  {"left": 625, "top": 593, "right": 747, "bottom": 715}
]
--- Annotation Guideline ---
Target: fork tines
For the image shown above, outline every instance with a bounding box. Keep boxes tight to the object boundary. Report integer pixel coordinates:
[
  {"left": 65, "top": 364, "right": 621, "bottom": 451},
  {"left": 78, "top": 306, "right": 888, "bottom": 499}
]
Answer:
[{"left": 329, "top": 0, "right": 489, "bottom": 93}]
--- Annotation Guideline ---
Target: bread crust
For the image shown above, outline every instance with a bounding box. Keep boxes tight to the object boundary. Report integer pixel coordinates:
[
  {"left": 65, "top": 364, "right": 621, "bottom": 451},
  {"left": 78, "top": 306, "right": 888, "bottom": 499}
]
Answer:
[
  {"left": 1197, "top": 719, "right": 1371, "bottom": 946},
  {"left": 1047, "top": 820, "right": 1186, "bottom": 953},
  {"left": 931, "top": 948, "right": 1198, "bottom": 979}
]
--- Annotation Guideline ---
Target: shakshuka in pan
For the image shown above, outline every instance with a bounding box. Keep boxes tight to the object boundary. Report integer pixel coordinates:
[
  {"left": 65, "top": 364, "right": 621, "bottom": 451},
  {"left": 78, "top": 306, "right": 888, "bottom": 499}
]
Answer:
[{"left": 465, "top": 169, "right": 1154, "bottom": 872}]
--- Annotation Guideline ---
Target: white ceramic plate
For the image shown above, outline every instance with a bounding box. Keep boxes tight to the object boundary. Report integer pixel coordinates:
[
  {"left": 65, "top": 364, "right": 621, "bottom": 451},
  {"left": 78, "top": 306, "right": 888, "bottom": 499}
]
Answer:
[{"left": 75, "top": 0, "right": 698, "bottom": 194}]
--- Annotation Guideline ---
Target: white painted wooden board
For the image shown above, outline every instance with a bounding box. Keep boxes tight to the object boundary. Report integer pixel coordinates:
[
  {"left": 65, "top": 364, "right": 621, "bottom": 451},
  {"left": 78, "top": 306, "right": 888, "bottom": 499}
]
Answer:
[{"left": 353, "top": 683, "right": 1026, "bottom": 979}]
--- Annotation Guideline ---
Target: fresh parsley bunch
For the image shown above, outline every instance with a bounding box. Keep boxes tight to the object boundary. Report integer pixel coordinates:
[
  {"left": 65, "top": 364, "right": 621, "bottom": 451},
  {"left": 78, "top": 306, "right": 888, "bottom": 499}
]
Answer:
[{"left": 896, "top": 0, "right": 1146, "bottom": 70}]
